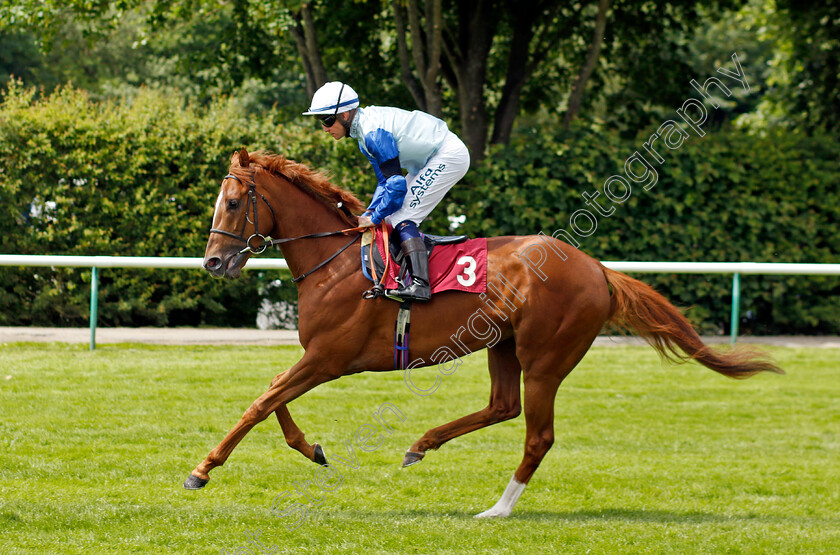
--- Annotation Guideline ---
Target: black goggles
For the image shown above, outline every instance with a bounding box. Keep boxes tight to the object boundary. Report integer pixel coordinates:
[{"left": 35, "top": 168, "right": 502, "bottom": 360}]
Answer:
[{"left": 318, "top": 114, "right": 338, "bottom": 127}]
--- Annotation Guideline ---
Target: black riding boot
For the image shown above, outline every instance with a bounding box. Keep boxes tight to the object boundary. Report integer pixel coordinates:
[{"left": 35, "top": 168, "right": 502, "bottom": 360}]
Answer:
[{"left": 387, "top": 237, "right": 431, "bottom": 302}]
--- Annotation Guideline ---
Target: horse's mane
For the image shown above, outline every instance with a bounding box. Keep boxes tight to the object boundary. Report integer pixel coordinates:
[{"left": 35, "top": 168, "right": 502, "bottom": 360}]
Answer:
[{"left": 248, "top": 151, "right": 365, "bottom": 226}]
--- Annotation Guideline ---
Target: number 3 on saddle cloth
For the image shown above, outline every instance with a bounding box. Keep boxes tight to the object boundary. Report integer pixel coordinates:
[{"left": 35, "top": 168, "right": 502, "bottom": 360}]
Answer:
[
  {"left": 360, "top": 225, "right": 488, "bottom": 370},
  {"left": 360, "top": 225, "right": 487, "bottom": 298}
]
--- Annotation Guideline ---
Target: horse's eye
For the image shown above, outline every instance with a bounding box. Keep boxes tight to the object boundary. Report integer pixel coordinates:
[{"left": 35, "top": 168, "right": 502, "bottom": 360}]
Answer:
[{"left": 227, "top": 199, "right": 240, "bottom": 210}]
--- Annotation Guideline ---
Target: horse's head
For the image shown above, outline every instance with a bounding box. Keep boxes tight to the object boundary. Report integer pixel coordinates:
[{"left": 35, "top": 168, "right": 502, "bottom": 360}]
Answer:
[{"left": 203, "top": 148, "right": 275, "bottom": 278}]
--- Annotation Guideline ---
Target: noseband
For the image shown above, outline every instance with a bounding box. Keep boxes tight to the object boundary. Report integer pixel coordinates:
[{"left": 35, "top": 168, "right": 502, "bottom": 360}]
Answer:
[{"left": 209, "top": 170, "right": 362, "bottom": 282}]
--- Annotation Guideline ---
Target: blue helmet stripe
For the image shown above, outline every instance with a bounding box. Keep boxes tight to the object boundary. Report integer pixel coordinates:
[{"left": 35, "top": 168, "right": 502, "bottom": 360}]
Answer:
[{"left": 309, "top": 97, "right": 359, "bottom": 113}]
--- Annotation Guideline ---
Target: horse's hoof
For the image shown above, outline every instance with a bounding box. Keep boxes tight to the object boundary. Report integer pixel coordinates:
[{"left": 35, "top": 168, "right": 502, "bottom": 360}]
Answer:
[
  {"left": 402, "top": 450, "right": 425, "bottom": 467},
  {"left": 313, "top": 443, "right": 328, "bottom": 466},
  {"left": 183, "top": 474, "right": 209, "bottom": 490},
  {"left": 474, "top": 506, "right": 510, "bottom": 518}
]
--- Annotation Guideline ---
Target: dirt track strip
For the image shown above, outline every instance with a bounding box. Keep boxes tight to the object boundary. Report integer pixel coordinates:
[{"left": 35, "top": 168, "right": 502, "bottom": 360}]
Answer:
[
  {"left": 1, "top": 327, "right": 838, "bottom": 348},
  {"left": 0, "top": 327, "right": 301, "bottom": 346}
]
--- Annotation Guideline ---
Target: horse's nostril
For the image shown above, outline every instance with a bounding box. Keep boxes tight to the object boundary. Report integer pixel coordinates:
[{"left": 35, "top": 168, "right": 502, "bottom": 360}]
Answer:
[{"left": 205, "top": 257, "right": 221, "bottom": 271}]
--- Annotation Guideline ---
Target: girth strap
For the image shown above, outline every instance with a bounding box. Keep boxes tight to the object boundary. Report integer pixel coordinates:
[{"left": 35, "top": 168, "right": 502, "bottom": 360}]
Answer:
[{"left": 394, "top": 301, "right": 412, "bottom": 370}]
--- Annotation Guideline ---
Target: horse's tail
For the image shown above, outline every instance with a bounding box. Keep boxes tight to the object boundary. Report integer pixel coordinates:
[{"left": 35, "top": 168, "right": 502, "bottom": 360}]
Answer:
[{"left": 602, "top": 265, "right": 784, "bottom": 379}]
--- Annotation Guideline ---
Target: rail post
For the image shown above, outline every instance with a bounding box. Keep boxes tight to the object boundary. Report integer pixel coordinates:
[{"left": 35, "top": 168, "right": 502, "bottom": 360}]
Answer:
[
  {"left": 730, "top": 272, "right": 741, "bottom": 345},
  {"left": 90, "top": 266, "right": 99, "bottom": 350}
]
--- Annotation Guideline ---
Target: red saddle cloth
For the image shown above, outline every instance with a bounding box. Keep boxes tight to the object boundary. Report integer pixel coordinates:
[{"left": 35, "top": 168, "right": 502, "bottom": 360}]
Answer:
[{"left": 373, "top": 229, "right": 487, "bottom": 294}]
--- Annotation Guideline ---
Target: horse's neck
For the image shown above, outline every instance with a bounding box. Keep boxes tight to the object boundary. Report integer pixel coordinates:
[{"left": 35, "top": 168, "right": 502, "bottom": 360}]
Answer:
[{"left": 265, "top": 175, "right": 357, "bottom": 283}]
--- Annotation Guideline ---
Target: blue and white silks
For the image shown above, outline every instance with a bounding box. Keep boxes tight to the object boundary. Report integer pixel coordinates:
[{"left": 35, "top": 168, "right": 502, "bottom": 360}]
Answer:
[{"left": 350, "top": 106, "right": 450, "bottom": 225}]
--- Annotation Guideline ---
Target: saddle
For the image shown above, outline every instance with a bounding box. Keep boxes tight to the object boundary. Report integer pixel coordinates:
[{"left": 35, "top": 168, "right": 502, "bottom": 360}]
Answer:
[
  {"left": 360, "top": 225, "right": 488, "bottom": 369},
  {"left": 360, "top": 225, "right": 487, "bottom": 300}
]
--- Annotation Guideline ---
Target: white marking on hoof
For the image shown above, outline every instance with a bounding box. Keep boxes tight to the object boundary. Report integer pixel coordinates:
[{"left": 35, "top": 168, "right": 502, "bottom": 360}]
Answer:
[
  {"left": 474, "top": 504, "right": 512, "bottom": 518},
  {"left": 474, "top": 475, "right": 526, "bottom": 518}
]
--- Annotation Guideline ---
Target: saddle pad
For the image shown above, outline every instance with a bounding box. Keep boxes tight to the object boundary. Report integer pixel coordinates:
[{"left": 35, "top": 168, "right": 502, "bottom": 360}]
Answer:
[{"left": 373, "top": 230, "right": 487, "bottom": 294}]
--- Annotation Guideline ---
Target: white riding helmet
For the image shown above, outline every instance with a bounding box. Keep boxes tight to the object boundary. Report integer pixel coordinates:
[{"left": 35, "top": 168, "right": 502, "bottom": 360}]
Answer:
[{"left": 302, "top": 82, "right": 359, "bottom": 116}]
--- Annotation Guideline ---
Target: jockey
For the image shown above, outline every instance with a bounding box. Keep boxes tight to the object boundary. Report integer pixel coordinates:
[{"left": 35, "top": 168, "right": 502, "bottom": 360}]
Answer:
[{"left": 303, "top": 81, "right": 470, "bottom": 302}]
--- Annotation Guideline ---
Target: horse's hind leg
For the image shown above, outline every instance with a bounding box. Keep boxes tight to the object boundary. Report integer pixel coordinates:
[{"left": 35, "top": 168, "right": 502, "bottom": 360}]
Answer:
[
  {"left": 474, "top": 319, "right": 603, "bottom": 517},
  {"left": 403, "top": 337, "right": 522, "bottom": 466},
  {"left": 474, "top": 369, "right": 563, "bottom": 518},
  {"left": 275, "top": 405, "right": 327, "bottom": 465}
]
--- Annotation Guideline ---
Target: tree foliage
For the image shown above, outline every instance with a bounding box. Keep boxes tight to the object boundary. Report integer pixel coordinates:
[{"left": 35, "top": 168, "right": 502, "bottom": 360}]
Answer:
[
  {"left": 1, "top": 0, "right": 767, "bottom": 158},
  {"left": 772, "top": 0, "right": 840, "bottom": 132}
]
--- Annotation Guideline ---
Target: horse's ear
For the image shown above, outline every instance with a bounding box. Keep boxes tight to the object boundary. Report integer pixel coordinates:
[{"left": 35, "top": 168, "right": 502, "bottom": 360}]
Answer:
[{"left": 239, "top": 147, "right": 250, "bottom": 167}]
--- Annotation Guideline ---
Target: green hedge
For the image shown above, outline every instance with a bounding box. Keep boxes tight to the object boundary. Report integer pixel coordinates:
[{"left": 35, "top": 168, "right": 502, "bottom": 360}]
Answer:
[
  {"left": 1, "top": 82, "right": 838, "bottom": 333},
  {"left": 0, "top": 82, "right": 370, "bottom": 327}
]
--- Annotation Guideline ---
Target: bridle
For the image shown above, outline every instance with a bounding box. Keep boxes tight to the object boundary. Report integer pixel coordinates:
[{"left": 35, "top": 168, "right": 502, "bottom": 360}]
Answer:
[
  {"left": 209, "top": 172, "right": 276, "bottom": 253},
  {"left": 208, "top": 170, "right": 362, "bottom": 283}
]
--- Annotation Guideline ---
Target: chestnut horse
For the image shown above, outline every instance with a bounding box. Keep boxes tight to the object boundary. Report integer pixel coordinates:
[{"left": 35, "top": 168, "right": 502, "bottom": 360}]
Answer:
[{"left": 187, "top": 148, "right": 782, "bottom": 517}]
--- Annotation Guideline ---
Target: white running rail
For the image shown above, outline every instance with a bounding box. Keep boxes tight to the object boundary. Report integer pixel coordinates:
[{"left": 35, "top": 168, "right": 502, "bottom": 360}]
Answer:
[{"left": 2, "top": 255, "right": 838, "bottom": 349}]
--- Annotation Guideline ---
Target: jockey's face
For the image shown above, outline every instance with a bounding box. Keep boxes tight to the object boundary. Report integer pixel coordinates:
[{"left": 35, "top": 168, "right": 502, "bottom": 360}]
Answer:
[
  {"left": 321, "top": 116, "right": 345, "bottom": 140},
  {"left": 320, "top": 109, "right": 354, "bottom": 141}
]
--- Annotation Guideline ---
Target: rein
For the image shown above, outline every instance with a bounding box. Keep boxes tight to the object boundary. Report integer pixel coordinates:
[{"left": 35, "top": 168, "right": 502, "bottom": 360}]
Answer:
[{"left": 209, "top": 172, "right": 363, "bottom": 283}]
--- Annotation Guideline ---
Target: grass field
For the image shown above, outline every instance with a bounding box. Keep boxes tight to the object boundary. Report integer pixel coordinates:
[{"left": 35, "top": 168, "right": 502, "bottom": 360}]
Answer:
[{"left": 1, "top": 342, "right": 838, "bottom": 554}]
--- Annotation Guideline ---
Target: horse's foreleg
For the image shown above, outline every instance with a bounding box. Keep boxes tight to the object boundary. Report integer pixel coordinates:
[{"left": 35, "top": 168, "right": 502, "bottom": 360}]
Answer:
[
  {"left": 184, "top": 360, "right": 338, "bottom": 489},
  {"left": 275, "top": 405, "right": 327, "bottom": 465},
  {"left": 403, "top": 337, "right": 522, "bottom": 467}
]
